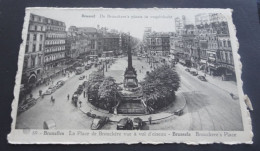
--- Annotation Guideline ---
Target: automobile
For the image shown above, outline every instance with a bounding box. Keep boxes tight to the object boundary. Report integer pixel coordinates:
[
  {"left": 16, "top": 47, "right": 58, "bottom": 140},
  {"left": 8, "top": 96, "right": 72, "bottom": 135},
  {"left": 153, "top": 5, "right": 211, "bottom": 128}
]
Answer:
[
  {"left": 85, "top": 64, "right": 91, "bottom": 70},
  {"left": 91, "top": 117, "right": 109, "bottom": 130},
  {"left": 174, "top": 109, "right": 184, "bottom": 116},
  {"left": 76, "top": 85, "right": 84, "bottom": 94},
  {"left": 117, "top": 118, "right": 133, "bottom": 130},
  {"left": 133, "top": 117, "right": 143, "bottom": 130},
  {"left": 190, "top": 71, "right": 198, "bottom": 76},
  {"left": 43, "top": 120, "right": 56, "bottom": 129},
  {"left": 198, "top": 75, "right": 207, "bottom": 81},
  {"left": 71, "top": 94, "right": 78, "bottom": 106},
  {"left": 79, "top": 76, "right": 85, "bottom": 80},
  {"left": 44, "top": 85, "right": 56, "bottom": 95},
  {"left": 56, "top": 80, "right": 65, "bottom": 88},
  {"left": 17, "top": 98, "right": 37, "bottom": 114},
  {"left": 185, "top": 68, "right": 190, "bottom": 72},
  {"left": 117, "top": 86, "right": 123, "bottom": 91},
  {"left": 142, "top": 55, "right": 146, "bottom": 58}
]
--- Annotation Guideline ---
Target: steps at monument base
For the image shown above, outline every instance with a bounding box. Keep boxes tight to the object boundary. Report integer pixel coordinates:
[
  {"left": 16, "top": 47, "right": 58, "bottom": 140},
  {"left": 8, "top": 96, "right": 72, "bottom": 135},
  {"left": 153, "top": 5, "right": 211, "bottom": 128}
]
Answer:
[{"left": 117, "top": 101, "right": 146, "bottom": 114}]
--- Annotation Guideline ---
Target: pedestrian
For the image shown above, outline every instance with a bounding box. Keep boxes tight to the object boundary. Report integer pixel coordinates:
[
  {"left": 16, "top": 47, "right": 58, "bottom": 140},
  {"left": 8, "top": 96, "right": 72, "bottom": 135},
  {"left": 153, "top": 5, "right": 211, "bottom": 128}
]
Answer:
[
  {"left": 142, "top": 66, "right": 143, "bottom": 69},
  {"left": 83, "top": 91, "right": 86, "bottom": 98},
  {"left": 67, "top": 94, "right": 70, "bottom": 100},
  {"left": 51, "top": 96, "right": 55, "bottom": 105},
  {"left": 230, "top": 93, "right": 234, "bottom": 99},
  {"left": 148, "top": 116, "right": 152, "bottom": 125},
  {"left": 79, "top": 100, "right": 82, "bottom": 108},
  {"left": 39, "top": 90, "right": 42, "bottom": 97}
]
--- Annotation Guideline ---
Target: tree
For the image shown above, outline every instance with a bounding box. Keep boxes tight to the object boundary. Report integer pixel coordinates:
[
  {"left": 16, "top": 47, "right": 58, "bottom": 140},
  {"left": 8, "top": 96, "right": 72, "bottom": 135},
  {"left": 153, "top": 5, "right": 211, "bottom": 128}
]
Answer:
[
  {"left": 87, "top": 71, "right": 104, "bottom": 104},
  {"left": 142, "top": 64, "right": 180, "bottom": 110},
  {"left": 98, "top": 77, "right": 119, "bottom": 111}
]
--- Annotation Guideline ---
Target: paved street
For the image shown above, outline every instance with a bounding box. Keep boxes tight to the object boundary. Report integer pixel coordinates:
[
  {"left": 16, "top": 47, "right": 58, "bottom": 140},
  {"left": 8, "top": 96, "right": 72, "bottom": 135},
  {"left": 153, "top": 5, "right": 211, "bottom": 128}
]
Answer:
[
  {"left": 173, "top": 64, "right": 243, "bottom": 131},
  {"left": 16, "top": 57, "right": 243, "bottom": 131},
  {"left": 16, "top": 67, "right": 97, "bottom": 129}
]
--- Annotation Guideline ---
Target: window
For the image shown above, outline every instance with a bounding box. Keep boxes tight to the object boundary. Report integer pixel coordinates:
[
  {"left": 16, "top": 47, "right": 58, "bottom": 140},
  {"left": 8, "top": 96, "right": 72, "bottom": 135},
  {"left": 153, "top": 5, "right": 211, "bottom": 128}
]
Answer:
[
  {"left": 33, "top": 44, "right": 36, "bottom": 52},
  {"left": 25, "top": 45, "right": 29, "bottom": 53},
  {"left": 33, "top": 34, "right": 37, "bottom": 41},
  {"left": 227, "top": 40, "right": 231, "bottom": 47},
  {"left": 40, "top": 35, "right": 43, "bottom": 41},
  {"left": 31, "top": 57, "right": 36, "bottom": 67},
  {"left": 27, "top": 34, "right": 30, "bottom": 41},
  {"left": 39, "top": 44, "right": 42, "bottom": 51}
]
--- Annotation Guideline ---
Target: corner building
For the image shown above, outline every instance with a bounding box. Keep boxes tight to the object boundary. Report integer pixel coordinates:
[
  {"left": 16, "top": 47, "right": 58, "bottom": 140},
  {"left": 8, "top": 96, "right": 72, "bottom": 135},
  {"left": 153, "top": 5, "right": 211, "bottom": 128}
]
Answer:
[{"left": 22, "top": 13, "right": 46, "bottom": 86}]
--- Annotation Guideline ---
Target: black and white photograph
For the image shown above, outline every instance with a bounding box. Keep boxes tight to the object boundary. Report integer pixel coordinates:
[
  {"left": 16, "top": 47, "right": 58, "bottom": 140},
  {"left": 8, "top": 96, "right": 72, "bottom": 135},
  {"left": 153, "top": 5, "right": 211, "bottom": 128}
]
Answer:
[{"left": 8, "top": 8, "right": 252, "bottom": 144}]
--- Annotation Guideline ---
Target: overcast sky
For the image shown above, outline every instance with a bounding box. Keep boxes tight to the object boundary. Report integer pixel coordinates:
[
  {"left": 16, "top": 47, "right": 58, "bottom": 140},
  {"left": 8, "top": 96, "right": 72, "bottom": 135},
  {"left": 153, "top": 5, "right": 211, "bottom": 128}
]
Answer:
[{"left": 28, "top": 8, "right": 229, "bottom": 39}]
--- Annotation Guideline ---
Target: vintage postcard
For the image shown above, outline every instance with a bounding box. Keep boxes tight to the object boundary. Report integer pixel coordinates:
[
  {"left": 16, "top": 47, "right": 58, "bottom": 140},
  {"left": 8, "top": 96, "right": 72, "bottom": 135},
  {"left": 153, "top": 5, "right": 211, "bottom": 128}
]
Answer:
[{"left": 8, "top": 8, "right": 253, "bottom": 144}]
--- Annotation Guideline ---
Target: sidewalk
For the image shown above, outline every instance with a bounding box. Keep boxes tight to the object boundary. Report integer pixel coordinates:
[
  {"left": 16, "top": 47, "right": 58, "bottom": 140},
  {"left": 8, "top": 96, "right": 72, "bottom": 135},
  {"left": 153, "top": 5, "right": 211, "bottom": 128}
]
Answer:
[
  {"left": 176, "top": 64, "right": 238, "bottom": 96},
  {"left": 78, "top": 91, "right": 187, "bottom": 122},
  {"left": 30, "top": 72, "right": 76, "bottom": 100}
]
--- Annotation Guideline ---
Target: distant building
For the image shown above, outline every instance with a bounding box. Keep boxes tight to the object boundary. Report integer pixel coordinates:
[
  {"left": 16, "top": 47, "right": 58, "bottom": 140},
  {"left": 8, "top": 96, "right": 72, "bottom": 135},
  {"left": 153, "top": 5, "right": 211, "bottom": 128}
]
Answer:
[
  {"left": 144, "top": 29, "right": 171, "bottom": 56},
  {"left": 195, "top": 13, "right": 227, "bottom": 26},
  {"left": 102, "top": 33, "right": 120, "bottom": 57}
]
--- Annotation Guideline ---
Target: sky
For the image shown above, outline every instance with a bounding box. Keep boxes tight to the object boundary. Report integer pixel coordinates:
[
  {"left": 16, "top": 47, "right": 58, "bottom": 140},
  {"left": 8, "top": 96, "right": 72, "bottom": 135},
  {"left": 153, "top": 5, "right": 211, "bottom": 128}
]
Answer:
[{"left": 28, "top": 8, "right": 229, "bottom": 39}]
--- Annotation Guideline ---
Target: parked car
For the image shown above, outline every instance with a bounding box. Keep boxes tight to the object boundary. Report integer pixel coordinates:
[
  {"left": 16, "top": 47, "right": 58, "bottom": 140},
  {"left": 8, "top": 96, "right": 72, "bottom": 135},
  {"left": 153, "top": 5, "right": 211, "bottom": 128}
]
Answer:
[
  {"left": 174, "top": 109, "right": 184, "bottom": 116},
  {"left": 85, "top": 64, "right": 92, "bottom": 70},
  {"left": 190, "top": 71, "right": 198, "bottom": 76},
  {"left": 76, "top": 85, "right": 84, "bottom": 94},
  {"left": 56, "top": 80, "right": 65, "bottom": 88},
  {"left": 117, "top": 118, "right": 133, "bottom": 130},
  {"left": 117, "top": 86, "right": 123, "bottom": 91},
  {"left": 198, "top": 75, "right": 207, "bottom": 81},
  {"left": 79, "top": 76, "right": 85, "bottom": 80},
  {"left": 133, "top": 117, "right": 143, "bottom": 130},
  {"left": 18, "top": 98, "right": 37, "bottom": 114},
  {"left": 91, "top": 117, "right": 109, "bottom": 130},
  {"left": 185, "top": 68, "right": 190, "bottom": 72},
  {"left": 43, "top": 120, "right": 56, "bottom": 129},
  {"left": 45, "top": 85, "right": 56, "bottom": 95}
]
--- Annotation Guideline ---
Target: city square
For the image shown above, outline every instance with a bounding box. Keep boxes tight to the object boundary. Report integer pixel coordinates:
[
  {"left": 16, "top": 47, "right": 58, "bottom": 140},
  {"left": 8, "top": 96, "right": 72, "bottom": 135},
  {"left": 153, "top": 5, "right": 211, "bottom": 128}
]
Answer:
[{"left": 15, "top": 11, "right": 243, "bottom": 131}]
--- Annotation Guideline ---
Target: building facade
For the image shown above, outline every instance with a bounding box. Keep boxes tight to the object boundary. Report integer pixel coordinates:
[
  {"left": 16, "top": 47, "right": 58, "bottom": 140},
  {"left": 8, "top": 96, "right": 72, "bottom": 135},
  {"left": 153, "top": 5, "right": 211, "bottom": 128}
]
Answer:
[
  {"left": 172, "top": 13, "right": 235, "bottom": 80},
  {"left": 44, "top": 17, "right": 66, "bottom": 72},
  {"left": 144, "top": 29, "right": 171, "bottom": 56},
  {"left": 22, "top": 14, "right": 46, "bottom": 86}
]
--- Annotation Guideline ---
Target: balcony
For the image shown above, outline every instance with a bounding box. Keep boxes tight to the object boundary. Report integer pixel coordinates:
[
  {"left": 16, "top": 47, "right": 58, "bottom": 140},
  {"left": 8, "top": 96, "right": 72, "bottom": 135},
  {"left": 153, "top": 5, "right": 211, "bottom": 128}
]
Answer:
[{"left": 44, "top": 57, "right": 66, "bottom": 65}]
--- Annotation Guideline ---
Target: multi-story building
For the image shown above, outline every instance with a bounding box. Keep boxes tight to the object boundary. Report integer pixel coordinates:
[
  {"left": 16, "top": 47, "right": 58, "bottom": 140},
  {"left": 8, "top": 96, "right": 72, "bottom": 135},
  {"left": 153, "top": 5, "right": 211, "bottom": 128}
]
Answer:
[
  {"left": 102, "top": 33, "right": 120, "bottom": 57},
  {"left": 44, "top": 17, "right": 66, "bottom": 71},
  {"left": 22, "top": 13, "right": 46, "bottom": 86},
  {"left": 77, "top": 27, "right": 98, "bottom": 57},
  {"left": 144, "top": 31, "right": 171, "bottom": 56},
  {"left": 175, "top": 16, "right": 186, "bottom": 35},
  {"left": 173, "top": 13, "right": 235, "bottom": 80}
]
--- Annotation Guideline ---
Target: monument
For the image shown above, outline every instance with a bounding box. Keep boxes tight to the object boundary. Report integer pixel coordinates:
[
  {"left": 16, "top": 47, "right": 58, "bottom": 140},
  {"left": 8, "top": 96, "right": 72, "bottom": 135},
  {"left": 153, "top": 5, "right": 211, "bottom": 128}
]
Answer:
[{"left": 123, "top": 44, "right": 138, "bottom": 88}]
